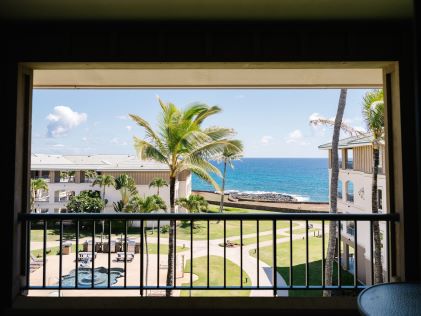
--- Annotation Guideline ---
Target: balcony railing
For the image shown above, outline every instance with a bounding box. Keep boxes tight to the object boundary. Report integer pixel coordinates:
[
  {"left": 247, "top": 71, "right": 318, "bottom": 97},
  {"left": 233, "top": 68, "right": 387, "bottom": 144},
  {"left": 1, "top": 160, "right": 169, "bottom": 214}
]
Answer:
[
  {"left": 346, "top": 162, "right": 353, "bottom": 169},
  {"left": 346, "top": 194, "right": 354, "bottom": 203},
  {"left": 20, "top": 212, "right": 398, "bottom": 296}
]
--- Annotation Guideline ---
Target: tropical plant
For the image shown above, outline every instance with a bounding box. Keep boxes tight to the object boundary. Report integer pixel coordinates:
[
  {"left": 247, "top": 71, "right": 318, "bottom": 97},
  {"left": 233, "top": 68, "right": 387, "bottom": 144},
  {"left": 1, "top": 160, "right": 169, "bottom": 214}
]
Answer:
[
  {"left": 216, "top": 139, "right": 243, "bottom": 212},
  {"left": 84, "top": 169, "right": 98, "bottom": 181},
  {"left": 30, "top": 178, "right": 48, "bottom": 211},
  {"left": 149, "top": 177, "right": 168, "bottom": 195},
  {"left": 66, "top": 190, "right": 105, "bottom": 213},
  {"left": 92, "top": 174, "right": 115, "bottom": 203},
  {"left": 60, "top": 170, "right": 76, "bottom": 182},
  {"left": 176, "top": 194, "right": 209, "bottom": 213},
  {"left": 310, "top": 88, "right": 348, "bottom": 296},
  {"left": 130, "top": 97, "right": 241, "bottom": 296},
  {"left": 114, "top": 174, "right": 137, "bottom": 209},
  {"left": 129, "top": 194, "right": 167, "bottom": 295}
]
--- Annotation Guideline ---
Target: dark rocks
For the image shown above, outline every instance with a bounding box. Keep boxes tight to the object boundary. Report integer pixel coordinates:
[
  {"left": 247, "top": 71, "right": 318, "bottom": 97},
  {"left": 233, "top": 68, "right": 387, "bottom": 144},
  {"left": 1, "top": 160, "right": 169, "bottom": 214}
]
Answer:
[{"left": 229, "top": 192, "right": 298, "bottom": 202}]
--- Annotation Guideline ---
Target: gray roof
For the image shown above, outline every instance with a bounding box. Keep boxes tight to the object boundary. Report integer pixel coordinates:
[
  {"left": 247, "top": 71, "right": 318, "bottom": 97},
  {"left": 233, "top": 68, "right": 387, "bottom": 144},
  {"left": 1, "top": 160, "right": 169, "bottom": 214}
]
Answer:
[
  {"left": 31, "top": 154, "right": 169, "bottom": 171},
  {"left": 318, "top": 133, "right": 383, "bottom": 150}
]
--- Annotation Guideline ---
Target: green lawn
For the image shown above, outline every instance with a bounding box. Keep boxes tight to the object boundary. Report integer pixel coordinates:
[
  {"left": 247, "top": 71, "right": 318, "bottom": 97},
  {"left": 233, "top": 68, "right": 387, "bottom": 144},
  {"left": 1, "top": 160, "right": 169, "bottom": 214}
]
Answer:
[
  {"left": 31, "top": 243, "right": 188, "bottom": 257},
  {"left": 30, "top": 207, "right": 292, "bottom": 242},
  {"left": 249, "top": 236, "right": 355, "bottom": 297},
  {"left": 148, "top": 219, "right": 291, "bottom": 241},
  {"left": 180, "top": 255, "right": 251, "bottom": 297}
]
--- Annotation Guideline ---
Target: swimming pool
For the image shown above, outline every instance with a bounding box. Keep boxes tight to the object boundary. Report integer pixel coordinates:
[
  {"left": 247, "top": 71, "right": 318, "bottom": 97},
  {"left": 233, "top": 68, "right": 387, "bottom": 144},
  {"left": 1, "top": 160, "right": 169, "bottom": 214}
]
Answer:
[{"left": 61, "top": 267, "right": 124, "bottom": 288}]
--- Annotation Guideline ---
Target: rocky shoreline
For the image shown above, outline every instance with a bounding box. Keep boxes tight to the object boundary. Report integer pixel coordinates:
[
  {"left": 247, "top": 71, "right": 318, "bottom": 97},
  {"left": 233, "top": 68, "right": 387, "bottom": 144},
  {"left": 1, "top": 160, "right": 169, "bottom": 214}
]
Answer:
[{"left": 229, "top": 191, "right": 298, "bottom": 203}]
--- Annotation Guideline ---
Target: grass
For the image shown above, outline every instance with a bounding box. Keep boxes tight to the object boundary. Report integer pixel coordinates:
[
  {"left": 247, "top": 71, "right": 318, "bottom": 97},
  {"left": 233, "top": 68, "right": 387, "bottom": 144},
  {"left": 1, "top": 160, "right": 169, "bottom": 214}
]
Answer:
[
  {"left": 30, "top": 206, "right": 289, "bottom": 242},
  {"left": 249, "top": 235, "right": 356, "bottom": 297},
  {"left": 31, "top": 243, "right": 188, "bottom": 258},
  {"left": 180, "top": 255, "right": 251, "bottom": 297},
  {"left": 148, "top": 219, "right": 291, "bottom": 241}
]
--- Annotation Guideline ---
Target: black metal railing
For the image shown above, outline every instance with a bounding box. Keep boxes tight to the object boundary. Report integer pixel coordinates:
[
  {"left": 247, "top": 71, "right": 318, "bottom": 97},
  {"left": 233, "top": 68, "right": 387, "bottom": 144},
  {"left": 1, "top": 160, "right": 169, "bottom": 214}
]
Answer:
[{"left": 20, "top": 212, "right": 399, "bottom": 296}]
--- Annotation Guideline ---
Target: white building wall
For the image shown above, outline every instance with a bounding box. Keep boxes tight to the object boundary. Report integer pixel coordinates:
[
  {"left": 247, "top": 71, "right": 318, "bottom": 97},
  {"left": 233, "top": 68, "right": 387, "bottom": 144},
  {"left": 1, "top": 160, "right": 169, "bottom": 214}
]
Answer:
[{"left": 329, "top": 168, "right": 388, "bottom": 284}]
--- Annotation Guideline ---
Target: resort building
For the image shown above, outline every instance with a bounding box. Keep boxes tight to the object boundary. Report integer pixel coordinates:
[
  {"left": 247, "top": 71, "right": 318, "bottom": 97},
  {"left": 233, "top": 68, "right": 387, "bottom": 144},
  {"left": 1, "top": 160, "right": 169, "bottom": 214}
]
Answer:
[
  {"left": 319, "top": 134, "right": 387, "bottom": 285},
  {"left": 31, "top": 153, "right": 192, "bottom": 213}
]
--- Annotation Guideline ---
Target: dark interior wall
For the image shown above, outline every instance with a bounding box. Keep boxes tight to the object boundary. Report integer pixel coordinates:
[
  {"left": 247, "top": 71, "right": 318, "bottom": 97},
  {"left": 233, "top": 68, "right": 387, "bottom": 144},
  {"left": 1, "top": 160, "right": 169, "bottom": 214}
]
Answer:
[{"left": 1, "top": 19, "right": 419, "bottom": 313}]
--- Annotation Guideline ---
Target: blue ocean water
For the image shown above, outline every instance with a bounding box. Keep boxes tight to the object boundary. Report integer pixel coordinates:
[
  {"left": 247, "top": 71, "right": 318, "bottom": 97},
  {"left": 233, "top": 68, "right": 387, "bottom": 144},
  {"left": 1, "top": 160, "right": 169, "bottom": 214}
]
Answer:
[{"left": 192, "top": 158, "right": 329, "bottom": 202}]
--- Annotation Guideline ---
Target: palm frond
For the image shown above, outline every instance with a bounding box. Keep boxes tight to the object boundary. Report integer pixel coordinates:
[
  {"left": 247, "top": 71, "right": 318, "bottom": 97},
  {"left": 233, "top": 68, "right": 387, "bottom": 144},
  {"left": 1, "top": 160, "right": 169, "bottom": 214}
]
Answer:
[
  {"left": 133, "top": 137, "right": 168, "bottom": 164},
  {"left": 309, "top": 118, "right": 365, "bottom": 136}
]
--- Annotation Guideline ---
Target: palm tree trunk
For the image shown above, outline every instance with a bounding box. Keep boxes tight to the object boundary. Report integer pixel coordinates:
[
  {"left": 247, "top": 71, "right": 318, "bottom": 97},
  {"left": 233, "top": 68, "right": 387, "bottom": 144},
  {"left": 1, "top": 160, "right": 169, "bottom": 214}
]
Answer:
[
  {"left": 324, "top": 88, "right": 347, "bottom": 296},
  {"left": 166, "top": 176, "right": 176, "bottom": 296},
  {"left": 143, "top": 225, "right": 149, "bottom": 295},
  {"left": 219, "top": 161, "right": 228, "bottom": 213},
  {"left": 157, "top": 187, "right": 160, "bottom": 196},
  {"left": 372, "top": 145, "right": 384, "bottom": 284}
]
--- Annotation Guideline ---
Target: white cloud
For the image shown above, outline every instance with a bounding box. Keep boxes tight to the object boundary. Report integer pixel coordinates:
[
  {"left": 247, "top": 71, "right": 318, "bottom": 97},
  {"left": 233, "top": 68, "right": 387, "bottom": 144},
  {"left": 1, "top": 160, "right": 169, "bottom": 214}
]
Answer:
[
  {"left": 116, "top": 115, "right": 129, "bottom": 120},
  {"left": 286, "top": 129, "right": 309, "bottom": 145},
  {"left": 110, "top": 137, "right": 128, "bottom": 146},
  {"left": 46, "top": 106, "right": 87, "bottom": 137},
  {"left": 51, "top": 143, "right": 65, "bottom": 147},
  {"left": 82, "top": 137, "right": 88, "bottom": 142},
  {"left": 261, "top": 135, "right": 273, "bottom": 145},
  {"left": 126, "top": 125, "right": 133, "bottom": 131}
]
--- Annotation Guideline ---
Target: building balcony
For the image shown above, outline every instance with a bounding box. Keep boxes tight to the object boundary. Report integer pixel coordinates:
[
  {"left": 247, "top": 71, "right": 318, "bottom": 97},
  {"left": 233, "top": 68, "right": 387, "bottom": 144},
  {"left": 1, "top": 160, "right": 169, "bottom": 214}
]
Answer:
[{"left": 21, "top": 212, "right": 398, "bottom": 297}]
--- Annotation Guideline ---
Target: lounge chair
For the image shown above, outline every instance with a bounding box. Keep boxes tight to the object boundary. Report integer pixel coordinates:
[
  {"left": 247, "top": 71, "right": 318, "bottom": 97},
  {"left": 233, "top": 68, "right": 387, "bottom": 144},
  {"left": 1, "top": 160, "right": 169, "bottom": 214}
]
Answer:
[
  {"left": 116, "top": 252, "right": 135, "bottom": 262},
  {"left": 78, "top": 252, "right": 97, "bottom": 261}
]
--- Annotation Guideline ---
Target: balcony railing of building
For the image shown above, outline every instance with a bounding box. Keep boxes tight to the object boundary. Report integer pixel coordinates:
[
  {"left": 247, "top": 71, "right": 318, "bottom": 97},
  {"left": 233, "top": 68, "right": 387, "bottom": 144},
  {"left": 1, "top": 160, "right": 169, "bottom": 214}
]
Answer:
[
  {"left": 346, "top": 194, "right": 354, "bottom": 203},
  {"left": 20, "top": 212, "right": 398, "bottom": 296},
  {"left": 346, "top": 162, "right": 353, "bottom": 170}
]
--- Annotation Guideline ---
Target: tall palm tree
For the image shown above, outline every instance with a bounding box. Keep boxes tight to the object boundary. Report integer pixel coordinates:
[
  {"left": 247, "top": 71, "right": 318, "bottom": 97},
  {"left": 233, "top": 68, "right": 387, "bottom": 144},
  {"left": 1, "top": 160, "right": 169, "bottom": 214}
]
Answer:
[
  {"left": 149, "top": 177, "right": 168, "bottom": 196},
  {"left": 362, "top": 89, "right": 385, "bottom": 284},
  {"left": 130, "top": 98, "right": 240, "bottom": 296},
  {"left": 129, "top": 194, "right": 167, "bottom": 295},
  {"left": 176, "top": 194, "right": 209, "bottom": 213},
  {"left": 30, "top": 178, "right": 48, "bottom": 211},
  {"left": 310, "top": 88, "right": 348, "bottom": 296},
  {"left": 92, "top": 174, "right": 115, "bottom": 203},
  {"left": 216, "top": 139, "right": 243, "bottom": 212}
]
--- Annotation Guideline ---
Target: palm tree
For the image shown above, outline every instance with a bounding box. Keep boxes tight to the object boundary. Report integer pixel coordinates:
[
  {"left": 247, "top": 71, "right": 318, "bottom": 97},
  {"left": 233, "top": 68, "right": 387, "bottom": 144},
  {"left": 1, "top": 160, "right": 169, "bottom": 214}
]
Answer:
[
  {"left": 310, "top": 88, "right": 348, "bottom": 296},
  {"left": 92, "top": 174, "right": 115, "bottom": 203},
  {"left": 216, "top": 139, "right": 243, "bottom": 212},
  {"left": 362, "top": 89, "right": 385, "bottom": 284},
  {"left": 149, "top": 177, "right": 168, "bottom": 196},
  {"left": 130, "top": 98, "right": 240, "bottom": 296},
  {"left": 92, "top": 174, "right": 116, "bottom": 243},
  {"left": 30, "top": 178, "right": 48, "bottom": 211},
  {"left": 129, "top": 194, "right": 167, "bottom": 295},
  {"left": 176, "top": 194, "right": 209, "bottom": 213},
  {"left": 113, "top": 174, "right": 137, "bottom": 208}
]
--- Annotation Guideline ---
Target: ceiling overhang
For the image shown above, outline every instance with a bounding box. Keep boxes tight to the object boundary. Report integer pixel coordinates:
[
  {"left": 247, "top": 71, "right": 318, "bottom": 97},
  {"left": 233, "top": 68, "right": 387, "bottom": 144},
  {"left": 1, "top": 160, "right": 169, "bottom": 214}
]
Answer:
[{"left": 33, "top": 64, "right": 384, "bottom": 88}]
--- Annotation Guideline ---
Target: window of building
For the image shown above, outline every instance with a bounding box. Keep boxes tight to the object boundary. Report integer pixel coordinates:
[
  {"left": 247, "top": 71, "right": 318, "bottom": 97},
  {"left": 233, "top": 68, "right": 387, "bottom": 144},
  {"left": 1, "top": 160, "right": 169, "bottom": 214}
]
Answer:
[
  {"left": 338, "top": 180, "right": 343, "bottom": 199},
  {"left": 346, "top": 148, "right": 353, "bottom": 169},
  {"left": 346, "top": 181, "right": 354, "bottom": 203}
]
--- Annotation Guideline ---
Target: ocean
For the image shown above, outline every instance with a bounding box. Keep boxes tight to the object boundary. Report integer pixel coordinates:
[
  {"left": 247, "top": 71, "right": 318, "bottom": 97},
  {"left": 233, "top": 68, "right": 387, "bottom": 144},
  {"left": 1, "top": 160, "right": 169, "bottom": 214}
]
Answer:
[{"left": 192, "top": 158, "right": 329, "bottom": 202}]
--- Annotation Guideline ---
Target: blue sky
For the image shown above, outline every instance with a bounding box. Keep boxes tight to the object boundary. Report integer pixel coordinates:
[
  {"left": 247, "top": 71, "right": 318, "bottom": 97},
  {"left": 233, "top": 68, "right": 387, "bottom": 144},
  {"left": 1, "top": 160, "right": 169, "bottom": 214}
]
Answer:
[{"left": 31, "top": 89, "right": 370, "bottom": 158}]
